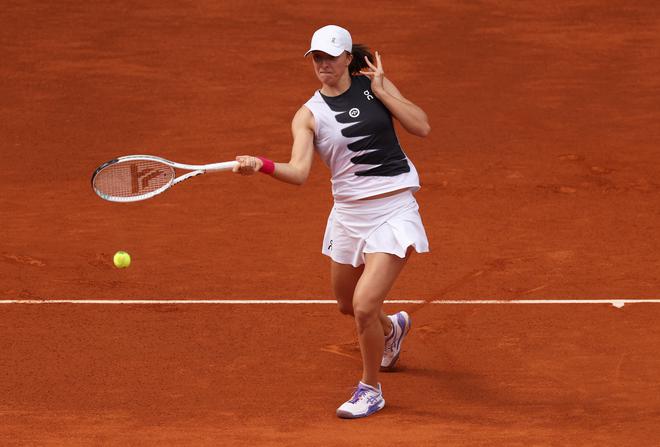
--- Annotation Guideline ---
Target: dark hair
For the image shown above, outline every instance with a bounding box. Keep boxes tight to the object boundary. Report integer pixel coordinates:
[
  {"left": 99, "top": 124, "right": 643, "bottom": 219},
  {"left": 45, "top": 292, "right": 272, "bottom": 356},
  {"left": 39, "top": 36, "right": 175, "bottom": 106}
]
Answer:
[{"left": 349, "top": 44, "right": 374, "bottom": 75}]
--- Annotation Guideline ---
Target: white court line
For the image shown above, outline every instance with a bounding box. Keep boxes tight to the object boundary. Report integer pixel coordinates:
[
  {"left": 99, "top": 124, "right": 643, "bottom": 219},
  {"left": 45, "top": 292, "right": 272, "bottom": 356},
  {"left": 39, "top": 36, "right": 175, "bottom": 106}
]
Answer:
[{"left": 0, "top": 299, "right": 659, "bottom": 305}]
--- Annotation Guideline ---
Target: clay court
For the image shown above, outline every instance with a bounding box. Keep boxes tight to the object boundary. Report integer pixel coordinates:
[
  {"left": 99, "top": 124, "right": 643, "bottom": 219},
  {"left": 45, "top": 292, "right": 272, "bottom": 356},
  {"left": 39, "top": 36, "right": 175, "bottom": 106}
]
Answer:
[{"left": 2, "top": 1, "right": 660, "bottom": 445}]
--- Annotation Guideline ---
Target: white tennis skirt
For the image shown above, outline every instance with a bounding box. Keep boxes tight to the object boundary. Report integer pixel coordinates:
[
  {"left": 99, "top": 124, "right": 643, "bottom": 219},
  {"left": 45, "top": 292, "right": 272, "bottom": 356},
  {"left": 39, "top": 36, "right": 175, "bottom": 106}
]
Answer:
[{"left": 322, "top": 189, "right": 430, "bottom": 267}]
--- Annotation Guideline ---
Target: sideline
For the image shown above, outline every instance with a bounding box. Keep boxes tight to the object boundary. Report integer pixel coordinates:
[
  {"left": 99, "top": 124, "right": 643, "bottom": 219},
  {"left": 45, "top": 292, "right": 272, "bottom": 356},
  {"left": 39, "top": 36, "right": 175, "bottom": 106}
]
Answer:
[{"left": 1, "top": 299, "right": 658, "bottom": 307}]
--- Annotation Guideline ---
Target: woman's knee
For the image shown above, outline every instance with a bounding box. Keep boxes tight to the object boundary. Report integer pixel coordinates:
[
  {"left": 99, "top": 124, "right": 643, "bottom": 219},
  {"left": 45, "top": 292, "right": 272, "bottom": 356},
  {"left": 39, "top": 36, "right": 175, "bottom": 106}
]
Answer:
[{"left": 352, "top": 300, "right": 380, "bottom": 332}]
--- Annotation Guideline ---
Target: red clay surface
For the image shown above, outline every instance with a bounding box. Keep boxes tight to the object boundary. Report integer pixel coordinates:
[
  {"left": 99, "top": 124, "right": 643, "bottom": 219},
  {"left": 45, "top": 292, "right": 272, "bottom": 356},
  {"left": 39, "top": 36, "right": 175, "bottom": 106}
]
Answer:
[{"left": 2, "top": 1, "right": 660, "bottom": 445}]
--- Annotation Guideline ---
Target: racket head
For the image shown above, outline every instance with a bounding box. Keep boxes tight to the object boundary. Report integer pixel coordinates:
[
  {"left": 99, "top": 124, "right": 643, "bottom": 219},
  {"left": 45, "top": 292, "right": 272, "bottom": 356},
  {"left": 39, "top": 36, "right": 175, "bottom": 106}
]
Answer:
[{"left": 91, "top": 156, "right": 176, "bottom": 202}]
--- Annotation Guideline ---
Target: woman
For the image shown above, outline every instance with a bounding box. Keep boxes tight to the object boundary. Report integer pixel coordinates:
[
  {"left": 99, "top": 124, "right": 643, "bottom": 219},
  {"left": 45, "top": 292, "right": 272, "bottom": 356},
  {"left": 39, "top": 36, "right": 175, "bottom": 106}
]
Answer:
[{"left": 233, "top": 25, "right": 430, "bottom": 419}]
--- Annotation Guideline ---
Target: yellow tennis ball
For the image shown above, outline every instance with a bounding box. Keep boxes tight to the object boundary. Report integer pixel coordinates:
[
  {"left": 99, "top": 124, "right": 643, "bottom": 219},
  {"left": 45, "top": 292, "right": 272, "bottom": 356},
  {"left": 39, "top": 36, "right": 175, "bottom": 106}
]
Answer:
[{"left": 113, "top": 251, "right": 131, "bottom": 268}]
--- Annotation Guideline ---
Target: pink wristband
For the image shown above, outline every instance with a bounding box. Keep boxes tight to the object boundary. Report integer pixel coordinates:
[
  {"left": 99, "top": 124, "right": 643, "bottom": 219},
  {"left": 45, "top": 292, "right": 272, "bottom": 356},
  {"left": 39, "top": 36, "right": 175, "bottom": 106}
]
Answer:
[{"left": 256, "top": 156, "right": 275, "bottom": 175}]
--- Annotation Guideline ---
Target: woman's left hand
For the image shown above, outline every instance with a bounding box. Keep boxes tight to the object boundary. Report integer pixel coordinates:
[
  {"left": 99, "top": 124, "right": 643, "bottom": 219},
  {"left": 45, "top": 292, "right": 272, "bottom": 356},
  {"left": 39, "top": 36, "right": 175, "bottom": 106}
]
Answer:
[{"left": 359, "top": 51, "right": 386, "bottom": 96}]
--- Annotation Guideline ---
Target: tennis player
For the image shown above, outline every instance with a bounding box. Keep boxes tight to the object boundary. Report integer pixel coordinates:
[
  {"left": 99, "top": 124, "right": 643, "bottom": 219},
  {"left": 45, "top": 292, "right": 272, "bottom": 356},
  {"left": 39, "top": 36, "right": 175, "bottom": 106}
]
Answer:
[{"left": 234, "top": 25, "right": 430, "bottom": 419}]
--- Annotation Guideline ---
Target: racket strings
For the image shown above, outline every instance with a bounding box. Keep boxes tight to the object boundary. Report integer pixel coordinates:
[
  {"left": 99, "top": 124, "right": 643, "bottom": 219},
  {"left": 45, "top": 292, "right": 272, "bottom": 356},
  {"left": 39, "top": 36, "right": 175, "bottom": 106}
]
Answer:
[{"left": 93, "top": 160, "right": 175, "bottom": 199}]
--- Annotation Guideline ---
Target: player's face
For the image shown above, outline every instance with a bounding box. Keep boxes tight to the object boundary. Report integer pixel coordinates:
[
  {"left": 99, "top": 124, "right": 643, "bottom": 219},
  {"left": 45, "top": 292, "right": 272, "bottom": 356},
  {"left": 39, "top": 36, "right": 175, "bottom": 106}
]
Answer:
[{"left": 312, "top": 51, "right": 351, "bottom": 85}]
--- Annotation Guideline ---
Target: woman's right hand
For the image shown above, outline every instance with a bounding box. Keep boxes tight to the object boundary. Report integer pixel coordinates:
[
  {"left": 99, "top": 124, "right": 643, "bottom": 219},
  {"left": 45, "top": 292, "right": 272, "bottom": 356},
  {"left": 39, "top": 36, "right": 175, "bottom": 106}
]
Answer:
[{"left": 233, "top": 155, "right": 263, "bottom": 175}]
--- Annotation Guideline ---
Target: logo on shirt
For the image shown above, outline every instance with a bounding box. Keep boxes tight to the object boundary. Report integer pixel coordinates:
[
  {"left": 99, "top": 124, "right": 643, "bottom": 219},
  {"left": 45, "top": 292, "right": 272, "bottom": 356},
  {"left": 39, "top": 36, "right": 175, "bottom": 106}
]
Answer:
[
  {"left": 349, "top": 108, "right": 360, "bottom": 118},
  {"left": 364, "top": 90, "right": 374, "bottom": 101}
]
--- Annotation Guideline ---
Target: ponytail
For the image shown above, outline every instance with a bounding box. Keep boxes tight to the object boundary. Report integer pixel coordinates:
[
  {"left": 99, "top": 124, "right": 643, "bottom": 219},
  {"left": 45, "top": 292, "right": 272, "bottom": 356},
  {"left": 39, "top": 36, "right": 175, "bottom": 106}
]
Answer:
[{"left": 349, "top": 44, "right": 374, "bottom": 75}]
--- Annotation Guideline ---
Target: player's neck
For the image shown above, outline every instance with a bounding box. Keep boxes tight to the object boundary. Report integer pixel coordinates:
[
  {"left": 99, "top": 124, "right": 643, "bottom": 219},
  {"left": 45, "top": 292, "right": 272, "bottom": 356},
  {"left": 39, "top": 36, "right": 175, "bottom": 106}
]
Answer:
[{"left": 320, "top": 73, "right": 352, "bottom": 97}]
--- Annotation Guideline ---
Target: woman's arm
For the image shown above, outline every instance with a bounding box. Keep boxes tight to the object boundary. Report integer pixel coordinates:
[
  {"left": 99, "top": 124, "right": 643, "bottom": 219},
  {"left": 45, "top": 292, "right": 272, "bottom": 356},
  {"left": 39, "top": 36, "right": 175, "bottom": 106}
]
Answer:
[
  {"left": 234, "top": 106, "right": 315, "bottom": 185},
  {"left": 360, "top": 51, "right": 431, "bottom": 138}
]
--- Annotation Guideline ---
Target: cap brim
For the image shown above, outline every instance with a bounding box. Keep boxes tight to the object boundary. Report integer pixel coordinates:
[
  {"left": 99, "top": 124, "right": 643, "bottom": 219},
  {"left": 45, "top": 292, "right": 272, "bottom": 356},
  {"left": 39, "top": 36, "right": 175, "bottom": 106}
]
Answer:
[{"left": 304, "top": 46, "right": 344, "bottom": 57}]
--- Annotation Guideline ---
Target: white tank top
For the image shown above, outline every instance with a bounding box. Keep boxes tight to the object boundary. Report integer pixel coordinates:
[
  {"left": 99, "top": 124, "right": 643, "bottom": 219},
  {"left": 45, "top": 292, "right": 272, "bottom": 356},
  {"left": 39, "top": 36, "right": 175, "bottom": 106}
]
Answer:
[{"left": 304, "top": 75, "right": 420, "bottom": 203}]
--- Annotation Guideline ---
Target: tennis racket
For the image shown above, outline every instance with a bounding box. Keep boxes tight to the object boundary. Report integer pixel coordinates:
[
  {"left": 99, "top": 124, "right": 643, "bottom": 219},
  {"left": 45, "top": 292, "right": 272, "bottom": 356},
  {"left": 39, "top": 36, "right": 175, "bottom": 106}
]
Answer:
[{"left": 91, "top": 155, "right": 238, "bottom": 202}]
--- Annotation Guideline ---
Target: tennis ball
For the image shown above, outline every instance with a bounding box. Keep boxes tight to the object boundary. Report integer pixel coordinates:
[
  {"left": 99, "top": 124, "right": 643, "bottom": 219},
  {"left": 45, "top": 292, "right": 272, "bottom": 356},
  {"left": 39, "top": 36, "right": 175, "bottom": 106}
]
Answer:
[{"left": 113, "top": 251, "right": 131, "bottom": 268}]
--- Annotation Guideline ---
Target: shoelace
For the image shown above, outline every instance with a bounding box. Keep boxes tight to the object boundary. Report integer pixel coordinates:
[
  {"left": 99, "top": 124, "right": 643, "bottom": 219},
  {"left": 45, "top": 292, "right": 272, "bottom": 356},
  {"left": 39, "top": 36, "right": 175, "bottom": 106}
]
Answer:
[{"left": 349, "top": 387, "right": 379, "bottom": 404}]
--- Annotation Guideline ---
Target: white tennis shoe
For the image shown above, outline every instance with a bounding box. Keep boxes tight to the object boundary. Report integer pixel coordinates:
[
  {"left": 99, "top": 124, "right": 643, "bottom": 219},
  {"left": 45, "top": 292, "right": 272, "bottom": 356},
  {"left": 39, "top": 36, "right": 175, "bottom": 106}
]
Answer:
[
  {"left": 381, "top": 311, "right": 411, "bottom": 371},
  {"left": 336, "top": 382, "right": 385, "bottom": 419}
]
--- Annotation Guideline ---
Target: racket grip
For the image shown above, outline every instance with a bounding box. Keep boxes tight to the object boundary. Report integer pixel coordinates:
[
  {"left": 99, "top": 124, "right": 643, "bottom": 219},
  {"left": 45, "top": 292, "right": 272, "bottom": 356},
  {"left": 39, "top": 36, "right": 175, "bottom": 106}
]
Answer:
[{"left": 205, "top": 161, "right": 239, "bottom": 172}]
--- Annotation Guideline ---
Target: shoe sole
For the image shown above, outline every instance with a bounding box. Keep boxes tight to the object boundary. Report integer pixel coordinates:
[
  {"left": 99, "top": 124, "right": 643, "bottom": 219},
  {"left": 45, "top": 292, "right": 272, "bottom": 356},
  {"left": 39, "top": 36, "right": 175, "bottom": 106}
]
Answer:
[
  {"left": 336, "top": 399, "right": 386, "bottom": 419},
  {"left": 380, "top": 312, "right": 411, "bottom": 372}
]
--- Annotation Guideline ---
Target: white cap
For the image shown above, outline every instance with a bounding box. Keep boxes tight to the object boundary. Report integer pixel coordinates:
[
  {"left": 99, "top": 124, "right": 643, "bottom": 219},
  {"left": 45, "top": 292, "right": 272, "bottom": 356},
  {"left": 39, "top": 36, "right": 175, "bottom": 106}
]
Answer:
[{"left": 304, "top": 25, "right": 352, "bottom": 57}]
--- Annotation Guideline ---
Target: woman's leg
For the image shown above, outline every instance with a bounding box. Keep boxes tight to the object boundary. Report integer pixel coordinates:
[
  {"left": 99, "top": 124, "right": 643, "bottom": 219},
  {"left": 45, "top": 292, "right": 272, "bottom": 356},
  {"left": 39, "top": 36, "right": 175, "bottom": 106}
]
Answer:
[
  {"left": 352, "top": 252, "right": 410, "bottom": 387},
  {"left": 330, "top": 261, "right": 362, "bottom": 316},
  {"left": 331, "top": 260, "right": 392, "bottom": 334}
]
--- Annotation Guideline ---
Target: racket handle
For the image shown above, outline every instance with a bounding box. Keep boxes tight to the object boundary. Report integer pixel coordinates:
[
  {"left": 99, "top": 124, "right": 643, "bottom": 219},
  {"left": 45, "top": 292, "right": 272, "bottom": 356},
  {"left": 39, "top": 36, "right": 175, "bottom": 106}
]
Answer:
[{"left": 204, "top": 161, "right": 239, "bottom": 172}]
